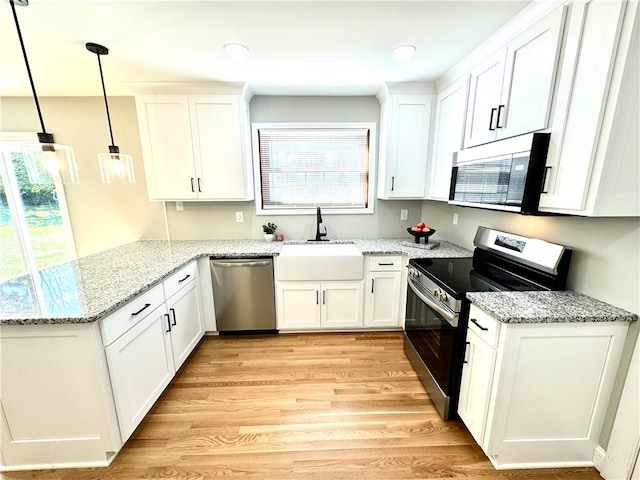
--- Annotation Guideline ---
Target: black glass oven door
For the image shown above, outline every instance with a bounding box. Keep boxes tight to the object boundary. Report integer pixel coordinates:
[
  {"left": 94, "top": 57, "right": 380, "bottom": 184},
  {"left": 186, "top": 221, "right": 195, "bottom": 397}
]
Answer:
[{"left": 405, "top": 281, "right": 459, "bottom": 395}]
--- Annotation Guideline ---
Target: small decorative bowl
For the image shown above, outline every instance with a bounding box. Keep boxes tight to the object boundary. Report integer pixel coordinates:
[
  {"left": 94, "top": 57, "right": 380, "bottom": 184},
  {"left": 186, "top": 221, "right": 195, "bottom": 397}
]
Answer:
[{"left": 407, "top": 227, "right": 437, "bottom": 244}]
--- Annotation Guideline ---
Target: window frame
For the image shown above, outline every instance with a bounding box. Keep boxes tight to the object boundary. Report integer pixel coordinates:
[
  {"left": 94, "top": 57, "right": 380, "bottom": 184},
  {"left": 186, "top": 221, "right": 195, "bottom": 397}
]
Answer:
[
  {"left": 251, "top": 122, "right": 377, "bottom": 216},
  {"left": 0, "top": 132, "right": 76, "bottom": 279}
]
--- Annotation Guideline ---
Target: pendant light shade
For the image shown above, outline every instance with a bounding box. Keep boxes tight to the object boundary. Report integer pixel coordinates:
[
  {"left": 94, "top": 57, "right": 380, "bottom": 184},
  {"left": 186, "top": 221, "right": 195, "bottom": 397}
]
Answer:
[
  {"left": 86, "top": 42, "right": 135, "bottom": 184},
  {"left": 98, "top": 147, "right": 134, "bottom": 184},
  {"left": 7, "top": 0, "right": 79, "bottom": 185}
]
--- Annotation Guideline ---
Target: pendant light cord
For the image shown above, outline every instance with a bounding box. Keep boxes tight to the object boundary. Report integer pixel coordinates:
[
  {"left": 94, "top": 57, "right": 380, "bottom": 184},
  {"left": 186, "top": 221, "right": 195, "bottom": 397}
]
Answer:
[
  {"left": 9, "top": 0, "right": 47, "bottom": 134},
  {"left": 94, "top": 53, "right": 116, "bottom": 147}
]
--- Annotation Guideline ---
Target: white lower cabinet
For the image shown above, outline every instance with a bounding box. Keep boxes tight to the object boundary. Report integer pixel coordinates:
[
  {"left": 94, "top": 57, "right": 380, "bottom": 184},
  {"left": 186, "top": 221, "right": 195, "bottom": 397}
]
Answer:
[
  {"left": 276, "top": 281, "right": 363, "bottom": 330},
  {"left": 276, "top": 254, "right": 406, "bottom": 331},
  {"left": 0, "top": 261, "right": 206, "bottom": 471},
  {"left": 103, "top": 261, "right": 204, "bottom": 442},
  {"left": 105, "top": 306, "right": 175, "bottom": 442},
  {"left": 458, "top": 309, "right": 500, "bottom": 445},
  {"left": 322, "top": 282, "right": 364, "bottom": 328},
  {"left": 0, "top": 323, "right": 122, "bottom": 470},
  {"left": 166, "top": 279, "right": 203, "bottom": 370},
  {"left": 459, "top": 304, "right": 629, "bottom": 469},
  {"left": 364, "top": 255, "right": 406, "bottom": 328}
]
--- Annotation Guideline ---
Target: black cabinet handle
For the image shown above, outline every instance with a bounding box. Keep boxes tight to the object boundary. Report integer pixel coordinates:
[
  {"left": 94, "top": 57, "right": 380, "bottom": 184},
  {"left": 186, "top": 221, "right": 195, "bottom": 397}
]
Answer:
[
  {"left": 316, "top": 290, "right": 319, "bottom": 305},
  {"left": 190, "top": 177, "right": 196, "bottom": 193},
  {"left": 378, "top": 262, "right": 394, "bottom": 266},
  {"left": 197, "top": 178, "right": 202, "bottom": 192},
  {"left": 170, "top": 308, "right": 177, "bottom": 326},
  {"left": 165, "top": 313, "right": 172, "bottom": 333},
  {"left": 541, "top": 166, "right": 552, "bottom": 194},
  {"left": 371, "top": 279, "right": 375, "bottom": 293},
  {"left": 489, "top": 108, "right": 497, "bottom": 131},
  {"left": 132, "top": 303, "right": 151, "bottom": 316},
  {"left": 463, "top": 342, "right": 470, "bottom": 364},
  {"left": 471, "top": 318, "right": 489, "bottom": 331},
  {"left": 391, "top": 176, "right": 395, "bottom": 191},
  {"left": 322, "top": 290, "right": 326, "bottom": 305},
  {"left": 178, "top": 274, "right": 191, "bottom": 283},
  {"left": 496, "top": 105, "right": 505, "bottom": 128}
]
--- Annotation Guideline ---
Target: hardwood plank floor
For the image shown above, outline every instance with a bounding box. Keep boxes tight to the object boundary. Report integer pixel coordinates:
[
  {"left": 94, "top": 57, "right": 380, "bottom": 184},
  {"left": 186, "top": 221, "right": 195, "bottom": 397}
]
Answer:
[{"left": 1, "top": 332, "right": 603, "bottom": 480}]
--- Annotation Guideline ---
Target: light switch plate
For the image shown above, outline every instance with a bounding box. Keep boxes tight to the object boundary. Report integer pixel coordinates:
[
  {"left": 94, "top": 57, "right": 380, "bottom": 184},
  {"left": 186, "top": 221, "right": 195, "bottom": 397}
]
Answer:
[
  {"left": 453, "top": 213, "right": 459, "bottom": 225},
  {"left": 176, "top": 201, "right": 184, "bottom": 211},
  {"left": 235, "top": 211, "right": 243, "bottom": 223},
  {"left": 400, "top": 209, "right": 408, "bottom": 220}
]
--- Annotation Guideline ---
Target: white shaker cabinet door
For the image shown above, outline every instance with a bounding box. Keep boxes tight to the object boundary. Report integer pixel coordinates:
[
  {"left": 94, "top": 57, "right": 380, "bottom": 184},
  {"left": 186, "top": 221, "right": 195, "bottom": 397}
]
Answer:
[
  {"left": 428, "top": 76, "right": 469, "bottom": 201},
  {"left": 321, "top": 282, "right": 364, "bottom": 328},
  {"left": 189, "top": 95, "right": 251, "bottom": 200},
  {"left": 277, "top": 282, "right": 322, "bottom": 330},
  {"left": 136, "top": 95, "right": 197, "bottom": 200},
  {"left": 497, "top": 6, "right": 565, "bottom": 140},
  {"left": 364, "top": 271, "right": 402, "bottom": 328},
  {"left": 167, "top": 279, "right": 204, "bottom": 371},
  {"left": 464, "top": 50, "right": 505, "bottom": 148},
  {"left": 378, "top": 94, "right": 433, "bottom": 199},
  {"left": 458, "top": 328, "right": 496, "bottom": 446},
  {"left": 105, "top": 306, "right": 175, "bottom": 442}
]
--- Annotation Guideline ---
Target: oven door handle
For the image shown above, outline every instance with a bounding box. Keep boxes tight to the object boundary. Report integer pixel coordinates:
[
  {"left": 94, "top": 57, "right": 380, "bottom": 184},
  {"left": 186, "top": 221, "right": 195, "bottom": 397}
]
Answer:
[{"left": 408, "top": 278, "right": 458, "bottom": 327}]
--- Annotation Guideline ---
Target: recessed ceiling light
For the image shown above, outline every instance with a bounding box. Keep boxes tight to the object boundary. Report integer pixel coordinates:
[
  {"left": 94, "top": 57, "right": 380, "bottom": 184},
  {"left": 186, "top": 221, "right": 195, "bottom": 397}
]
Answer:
[
  {"left": 223, "top": 43, "right": 249, "bottom": 61},
  {"left": 392, "top": 45, "right": 416, "bottom": 61}
]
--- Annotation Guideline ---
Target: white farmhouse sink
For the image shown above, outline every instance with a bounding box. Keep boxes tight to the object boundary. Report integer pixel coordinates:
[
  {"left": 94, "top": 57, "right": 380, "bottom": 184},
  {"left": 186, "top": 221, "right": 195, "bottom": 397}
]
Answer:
[{"left": 277, "top": 244, "right": 364, "bottom": 281}]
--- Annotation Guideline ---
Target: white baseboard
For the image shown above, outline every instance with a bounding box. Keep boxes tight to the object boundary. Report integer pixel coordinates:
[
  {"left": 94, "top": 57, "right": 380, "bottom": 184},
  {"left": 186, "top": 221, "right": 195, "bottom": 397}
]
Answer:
[{"left": 593, "top": 445, "right": 606, "bottom": 472}]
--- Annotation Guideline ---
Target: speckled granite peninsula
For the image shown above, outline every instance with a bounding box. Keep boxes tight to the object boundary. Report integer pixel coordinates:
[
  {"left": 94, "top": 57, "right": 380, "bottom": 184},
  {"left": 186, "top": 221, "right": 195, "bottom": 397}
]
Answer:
[
  {"left": 467, "top": 291, "right": 638, "bottom": 324},
  {"left": 0, "top": 238, "right": 471, "bottom": 325}
]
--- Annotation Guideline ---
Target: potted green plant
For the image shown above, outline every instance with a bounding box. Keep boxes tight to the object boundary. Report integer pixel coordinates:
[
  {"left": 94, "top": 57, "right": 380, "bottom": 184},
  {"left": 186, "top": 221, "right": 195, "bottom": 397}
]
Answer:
[{"left": 262, "top": 222, "right": 277, "bottom": 241}]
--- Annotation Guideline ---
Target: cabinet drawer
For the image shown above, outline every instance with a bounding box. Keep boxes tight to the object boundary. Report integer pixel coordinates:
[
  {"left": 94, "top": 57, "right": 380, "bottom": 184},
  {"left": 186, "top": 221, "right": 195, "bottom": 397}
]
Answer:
[
  {"left": 101, "top": 283, "right": 165, "bottom": 346},
  {"left": 163, "top": 261, "right": 198, "bottom": 300},
  {"left": 368, "top": 255, "right": 403, "bottom": 272},
  {"left": 468, "top": 304, "right": 500, "bottom": 349}
]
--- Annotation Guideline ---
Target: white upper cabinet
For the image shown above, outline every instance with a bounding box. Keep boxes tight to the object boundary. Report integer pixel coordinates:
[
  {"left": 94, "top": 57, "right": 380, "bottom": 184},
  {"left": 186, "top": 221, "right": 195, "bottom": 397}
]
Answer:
[
  {"left": 134, "top": 85, "right": 254, "bottom": 202},
  {"left": 136, "top": 95, "right": 194, "bottom": 200},
  {"left": 188, "top": 96, "right": 251, "bottom": 200},
  {"left": 464, "top": 6, "right": 565, "bottom": 148},
  {"left": 426, "top": 76, "right": 469, "bottom": 201},
  {"left": 539, "top": 0, "right": 639, "bottom": 216},
  {"left": 377, "top": 84, "right": 435, "bottom": 199}
]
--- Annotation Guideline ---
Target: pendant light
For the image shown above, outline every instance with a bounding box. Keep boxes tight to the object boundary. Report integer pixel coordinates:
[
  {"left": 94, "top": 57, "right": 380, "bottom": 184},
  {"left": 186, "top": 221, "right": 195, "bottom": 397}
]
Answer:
[
  {"left": 7, "top": 0, "right": 79, "bottom": 185},
  {"left": 86, "top": 42, "right": 135, "bottom": 184}
]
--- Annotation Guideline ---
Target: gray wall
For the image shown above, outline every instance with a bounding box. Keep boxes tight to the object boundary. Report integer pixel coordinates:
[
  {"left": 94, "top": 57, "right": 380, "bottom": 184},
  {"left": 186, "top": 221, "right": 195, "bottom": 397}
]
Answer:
[{"left": 420, "top": 201, "right": 639, "bottom": 315}]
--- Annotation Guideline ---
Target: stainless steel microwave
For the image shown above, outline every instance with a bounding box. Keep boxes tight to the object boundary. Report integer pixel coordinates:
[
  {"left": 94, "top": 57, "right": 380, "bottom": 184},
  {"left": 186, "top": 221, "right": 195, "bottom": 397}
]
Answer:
[{"left": 448, "top": 132, "right": 550, "bottom": 215}]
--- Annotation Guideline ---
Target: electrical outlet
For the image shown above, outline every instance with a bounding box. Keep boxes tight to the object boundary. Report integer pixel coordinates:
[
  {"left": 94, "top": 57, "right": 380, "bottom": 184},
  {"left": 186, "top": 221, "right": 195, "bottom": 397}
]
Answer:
[
  {"left": 176, "top": 201, "right": 184, "bottom": 211},
  {"left": 452, "top": 213, "right": 459, "bottom": 226},
  {"left": 235, "top": 211, "right": 243, "bottom": 223},
  {"left": 400, "top": 209, "right": 408, "bottom": 220}
]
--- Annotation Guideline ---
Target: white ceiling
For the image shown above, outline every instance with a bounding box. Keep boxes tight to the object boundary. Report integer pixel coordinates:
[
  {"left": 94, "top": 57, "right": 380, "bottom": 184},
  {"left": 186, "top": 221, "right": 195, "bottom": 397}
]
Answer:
[{"left": 0, "top": 0, "right": 531, "bottom": 97}]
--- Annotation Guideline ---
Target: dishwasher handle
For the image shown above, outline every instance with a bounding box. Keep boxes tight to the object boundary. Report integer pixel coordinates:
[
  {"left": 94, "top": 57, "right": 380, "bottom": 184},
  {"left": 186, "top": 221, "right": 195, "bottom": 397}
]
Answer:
[{"left": 210, "top": 259, "right": 272, "bottom": 268}]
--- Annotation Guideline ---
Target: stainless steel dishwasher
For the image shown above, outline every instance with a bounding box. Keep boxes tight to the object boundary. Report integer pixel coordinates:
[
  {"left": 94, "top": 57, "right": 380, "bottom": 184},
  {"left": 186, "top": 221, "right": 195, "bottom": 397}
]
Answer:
[{"left": 209, "top": 257, "right": 277, "bottom": 334}]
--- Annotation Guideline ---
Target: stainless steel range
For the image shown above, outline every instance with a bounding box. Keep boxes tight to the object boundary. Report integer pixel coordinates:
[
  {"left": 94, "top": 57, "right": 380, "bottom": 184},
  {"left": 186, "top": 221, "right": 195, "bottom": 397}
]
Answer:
[{"left": 403, "top": 226, "right": 572, "bottom": 420}]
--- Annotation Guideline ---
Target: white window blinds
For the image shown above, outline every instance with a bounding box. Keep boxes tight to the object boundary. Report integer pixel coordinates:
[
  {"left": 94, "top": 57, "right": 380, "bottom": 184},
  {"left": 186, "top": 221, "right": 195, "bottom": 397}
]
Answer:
[{"left": 257, "top": 127, "right": 371, "bottom": 210}]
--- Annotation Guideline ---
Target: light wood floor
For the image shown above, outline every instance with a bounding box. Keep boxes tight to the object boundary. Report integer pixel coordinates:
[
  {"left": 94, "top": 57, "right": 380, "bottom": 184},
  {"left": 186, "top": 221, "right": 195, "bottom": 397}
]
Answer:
[{"left": 2, "top": 332, "right": 603, "bottom": 480}]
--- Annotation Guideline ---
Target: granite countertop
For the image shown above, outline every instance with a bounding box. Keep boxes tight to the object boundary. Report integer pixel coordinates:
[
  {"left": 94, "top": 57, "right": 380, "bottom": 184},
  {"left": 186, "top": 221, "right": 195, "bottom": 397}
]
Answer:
[
  {"left": 0, "top": 238, "right": 472, "bottom": 325},
  {"left": 467, "top": 291, "right": 638, "bottom": 324}
]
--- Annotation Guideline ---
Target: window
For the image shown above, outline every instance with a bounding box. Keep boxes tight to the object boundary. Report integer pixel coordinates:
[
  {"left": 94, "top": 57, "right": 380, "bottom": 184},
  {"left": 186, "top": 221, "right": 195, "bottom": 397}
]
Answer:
[
  {"left": 0, "top": 134, "right": 76, "bottom": 281},
  {"left": 252, "top": 123, "right": 376, "bottom": 215}
]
